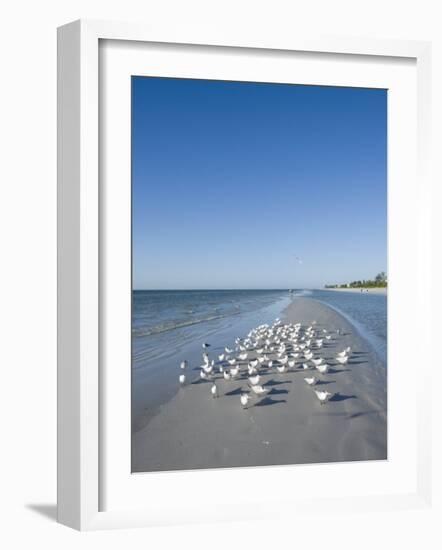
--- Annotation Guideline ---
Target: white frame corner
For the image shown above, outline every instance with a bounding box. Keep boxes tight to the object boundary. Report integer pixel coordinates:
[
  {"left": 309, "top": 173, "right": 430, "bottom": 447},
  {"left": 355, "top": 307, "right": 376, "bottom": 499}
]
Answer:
[{"left": 57, "top": 19, "right": 433, "bottom": 531}]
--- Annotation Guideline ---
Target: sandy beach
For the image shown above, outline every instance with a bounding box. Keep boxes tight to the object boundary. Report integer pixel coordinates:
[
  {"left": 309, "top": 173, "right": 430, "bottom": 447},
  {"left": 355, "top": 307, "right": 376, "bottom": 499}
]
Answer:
[
  {"left": 324, "top": 287, "right": 387, "bottom": 295},
  {"left": 132, "top": 297, "right": 387, "bottom": 472}
]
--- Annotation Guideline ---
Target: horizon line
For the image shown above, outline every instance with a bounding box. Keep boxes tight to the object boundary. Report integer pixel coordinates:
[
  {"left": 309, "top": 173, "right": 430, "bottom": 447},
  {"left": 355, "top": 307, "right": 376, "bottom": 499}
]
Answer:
[{"left": 133, "top": 288, "right": 318, "bottom": 291}]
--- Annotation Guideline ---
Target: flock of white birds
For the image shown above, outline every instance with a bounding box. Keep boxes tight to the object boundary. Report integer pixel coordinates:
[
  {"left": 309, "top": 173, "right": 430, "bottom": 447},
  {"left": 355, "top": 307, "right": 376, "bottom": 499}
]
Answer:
[{"left": 178, "top": 318, "right": 352, "bottom": 409}]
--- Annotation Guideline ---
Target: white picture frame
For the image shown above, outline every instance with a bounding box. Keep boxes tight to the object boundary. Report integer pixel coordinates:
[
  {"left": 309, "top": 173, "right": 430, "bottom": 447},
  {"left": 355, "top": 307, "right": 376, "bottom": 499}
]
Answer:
[{"left": 57, "top": 19, "right": 433, "bottom": 531}]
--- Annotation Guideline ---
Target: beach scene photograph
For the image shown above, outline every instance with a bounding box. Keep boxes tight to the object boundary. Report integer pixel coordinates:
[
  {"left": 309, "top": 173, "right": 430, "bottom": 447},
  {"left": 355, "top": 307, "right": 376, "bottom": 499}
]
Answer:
[{"left": 131, "top": 76, "right": 387, "bottom": 473}]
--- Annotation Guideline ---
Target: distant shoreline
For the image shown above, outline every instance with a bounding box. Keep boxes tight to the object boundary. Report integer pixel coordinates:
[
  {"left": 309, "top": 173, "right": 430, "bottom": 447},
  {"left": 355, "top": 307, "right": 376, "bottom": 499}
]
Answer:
[{"left": 323, "top": 287, "right": 387, "bottom": 295}]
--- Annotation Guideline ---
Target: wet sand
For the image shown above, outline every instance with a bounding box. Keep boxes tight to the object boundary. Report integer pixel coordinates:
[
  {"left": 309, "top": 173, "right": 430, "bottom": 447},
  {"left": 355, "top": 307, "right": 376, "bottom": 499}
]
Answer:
[{"left": 132, "top": 297, "right": 387, "bottom": 472}]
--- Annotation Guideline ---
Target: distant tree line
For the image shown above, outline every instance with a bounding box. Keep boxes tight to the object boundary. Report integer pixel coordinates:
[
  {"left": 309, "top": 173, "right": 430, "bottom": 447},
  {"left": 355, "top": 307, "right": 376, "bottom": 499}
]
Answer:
[{"left": 325, "top": 272, "right": 387, "bottom": 289}]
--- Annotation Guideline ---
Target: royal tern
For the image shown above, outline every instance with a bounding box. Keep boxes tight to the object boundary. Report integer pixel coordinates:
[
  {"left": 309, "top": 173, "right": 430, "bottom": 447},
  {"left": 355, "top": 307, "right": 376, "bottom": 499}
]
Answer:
[
  {"left": 240, "top": 393, "right": 251, "bottom": 408},
  {"left": 230, "top": 366, "right": 240, "bottom": 378},
  {"left": 316, "top": 363, "right": 329, "bottom": 374},
  {"left": 314, "top": 390, "right": 333, "bottom": 404},
  {"left": 251, "top": 384, "right": 269, "bottom": 396}
]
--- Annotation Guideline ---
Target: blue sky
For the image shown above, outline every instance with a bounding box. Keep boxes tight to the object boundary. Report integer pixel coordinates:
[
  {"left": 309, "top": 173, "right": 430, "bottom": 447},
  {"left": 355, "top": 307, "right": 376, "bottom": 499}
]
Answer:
[{"left": 132, "top": 77, "right": 387, "bottom": 290}]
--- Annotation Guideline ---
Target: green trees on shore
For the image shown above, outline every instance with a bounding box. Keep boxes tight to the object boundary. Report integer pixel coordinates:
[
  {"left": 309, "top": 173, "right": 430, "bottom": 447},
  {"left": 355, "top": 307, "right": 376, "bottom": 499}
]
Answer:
[{"left": 325, "top": 272, "right": 387, "bottom": 289}]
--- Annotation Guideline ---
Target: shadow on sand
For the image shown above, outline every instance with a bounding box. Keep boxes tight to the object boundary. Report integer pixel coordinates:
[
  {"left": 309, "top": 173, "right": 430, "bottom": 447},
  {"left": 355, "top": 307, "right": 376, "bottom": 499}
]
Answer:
[
  {"left": 268, "top": 388, "right": 289, "bottom": 396},
  {"left": 348, "top": 410, "right": 384, "bottom": 419},
  {"left": 330, "top": 392, "right": 357, "bottom": 402},
  {"left": 254, "top": 397, "right": 287, "bottom": 407},
  {"left": 316, "top": 379, "right": 335, "bottom": 386},
  {"left": 329, "top": 368, "right": 351, "bottom": 375},
  {"left": 265, "top": 379, "right": 292, "bottom": 387},
  {"left": 224, "top": 386, "right": 245, "bottom": 396}
]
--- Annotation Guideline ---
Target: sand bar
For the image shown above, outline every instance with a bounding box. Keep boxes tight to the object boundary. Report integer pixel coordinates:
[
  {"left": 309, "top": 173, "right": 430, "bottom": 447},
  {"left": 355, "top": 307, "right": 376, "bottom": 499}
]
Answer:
[{"left": 132, "top": 297, "right": 387, "bottom": 472}]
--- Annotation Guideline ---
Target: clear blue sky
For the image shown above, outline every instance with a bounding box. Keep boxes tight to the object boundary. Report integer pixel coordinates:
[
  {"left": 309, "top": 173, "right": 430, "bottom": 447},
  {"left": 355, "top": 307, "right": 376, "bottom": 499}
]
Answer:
[{"left": 132, "top": 77, "right": 387, "bottom": 290}]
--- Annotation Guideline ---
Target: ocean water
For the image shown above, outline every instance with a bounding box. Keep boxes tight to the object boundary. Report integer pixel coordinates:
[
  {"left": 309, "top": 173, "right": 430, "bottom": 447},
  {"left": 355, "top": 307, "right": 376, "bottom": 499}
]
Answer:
[
  {"left": 132, "top": 289, "right": 289, "bottom": 367},
  {"left": 131, "top": 288, "right": 387, "bottom": 429},
  {"left": 295, "top": 289, "right": 387, "bottom": 364}
]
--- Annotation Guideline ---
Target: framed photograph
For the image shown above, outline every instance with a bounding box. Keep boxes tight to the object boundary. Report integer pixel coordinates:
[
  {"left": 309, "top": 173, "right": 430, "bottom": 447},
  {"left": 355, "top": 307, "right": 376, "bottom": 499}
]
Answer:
[{"left": 57, "top": 19, "right": 432, "bottom": 530}]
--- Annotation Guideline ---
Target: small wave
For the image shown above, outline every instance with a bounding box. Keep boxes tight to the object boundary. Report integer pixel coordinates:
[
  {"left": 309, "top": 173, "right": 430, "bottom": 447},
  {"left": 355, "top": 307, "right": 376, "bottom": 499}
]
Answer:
[
  {"left": 132, "top": 311, "right": 241, "bottom": 338},
  {"left": 132, "top": 294, "right": 291, "bottom": 367},
  {"left": 292, "top": 289, "right": 313, "bottom": 297}
]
